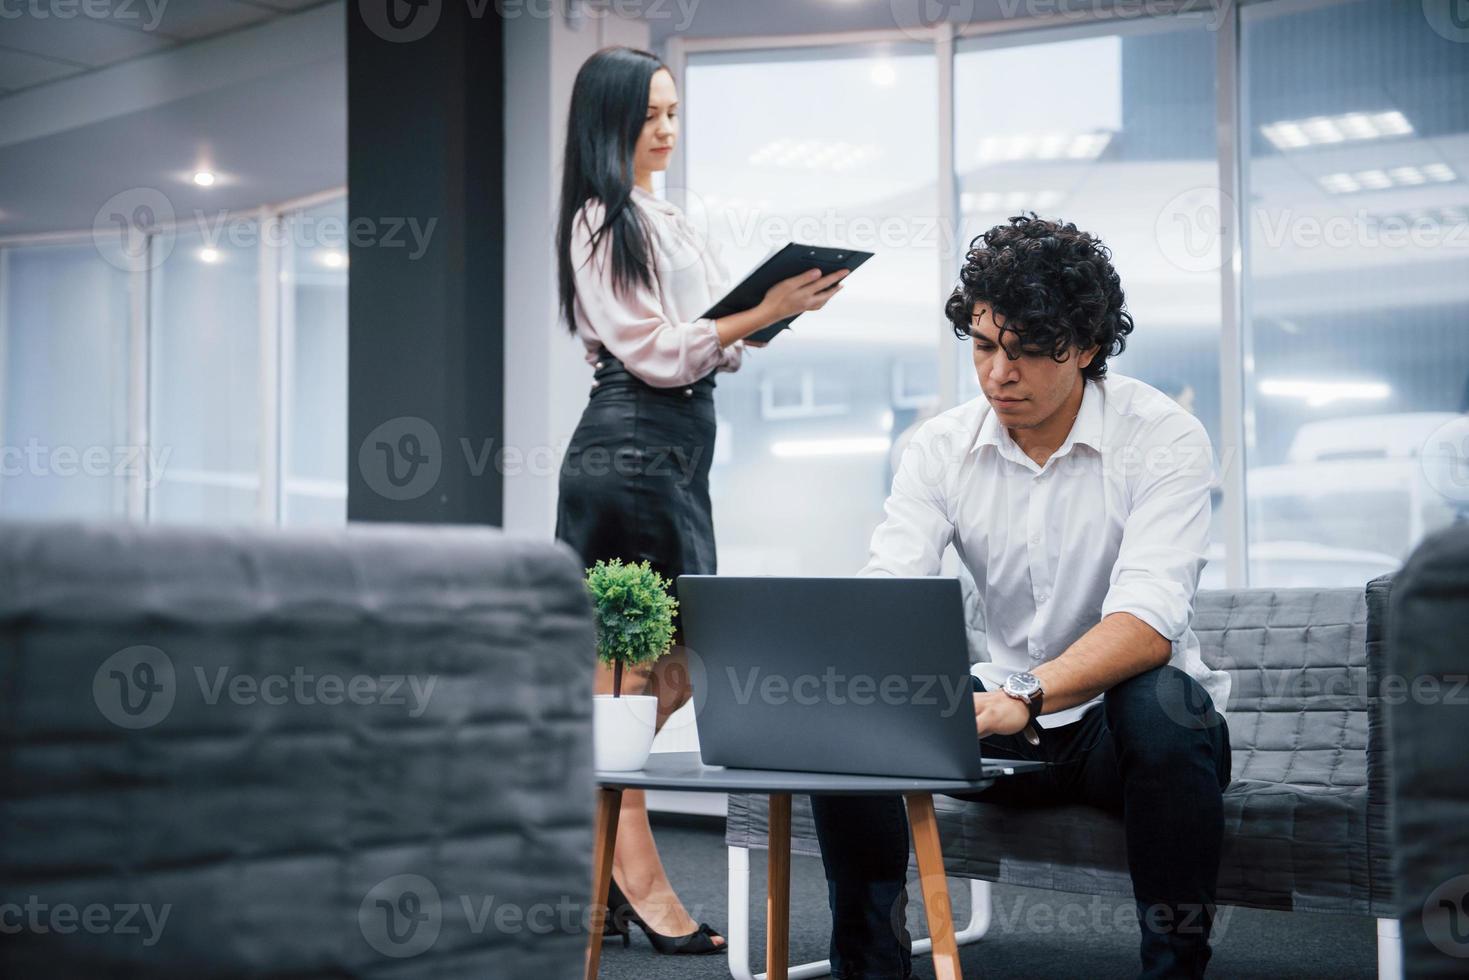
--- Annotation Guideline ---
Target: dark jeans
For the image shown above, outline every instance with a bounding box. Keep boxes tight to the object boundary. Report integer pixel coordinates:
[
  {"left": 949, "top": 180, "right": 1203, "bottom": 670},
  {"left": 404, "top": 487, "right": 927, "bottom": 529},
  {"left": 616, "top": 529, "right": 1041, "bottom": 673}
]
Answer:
[{"left": 810, "top": 664, "right": 1232, "bottom": 980}]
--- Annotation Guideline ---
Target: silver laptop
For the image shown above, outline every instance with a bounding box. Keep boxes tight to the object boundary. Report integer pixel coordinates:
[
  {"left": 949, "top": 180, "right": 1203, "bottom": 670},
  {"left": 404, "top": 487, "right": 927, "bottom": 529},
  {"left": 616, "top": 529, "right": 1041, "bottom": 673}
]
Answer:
[{"left": 676, "top": 575, "right": 991, "bottom": 781}]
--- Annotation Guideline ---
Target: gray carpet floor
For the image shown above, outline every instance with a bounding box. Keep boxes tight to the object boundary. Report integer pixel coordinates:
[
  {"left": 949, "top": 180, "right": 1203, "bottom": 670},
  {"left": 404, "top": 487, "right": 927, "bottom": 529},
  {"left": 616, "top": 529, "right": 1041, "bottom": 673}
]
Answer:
[{"left": 598, "top": 815, "right": 1379, "bottom": 980}]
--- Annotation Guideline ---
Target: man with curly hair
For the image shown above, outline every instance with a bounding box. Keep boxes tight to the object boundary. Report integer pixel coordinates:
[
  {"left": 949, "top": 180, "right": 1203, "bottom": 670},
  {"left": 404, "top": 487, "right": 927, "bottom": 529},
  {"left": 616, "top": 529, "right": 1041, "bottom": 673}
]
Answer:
[{"left": 812, "top": 215, "right": 1233, "bottom": 979}]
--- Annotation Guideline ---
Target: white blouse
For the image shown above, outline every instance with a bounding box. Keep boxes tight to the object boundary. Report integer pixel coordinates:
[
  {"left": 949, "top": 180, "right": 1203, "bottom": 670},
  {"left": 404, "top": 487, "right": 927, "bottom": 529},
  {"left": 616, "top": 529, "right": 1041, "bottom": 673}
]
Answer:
[{"left": 568, "top": 186, "right": 745, "bottom": 388}]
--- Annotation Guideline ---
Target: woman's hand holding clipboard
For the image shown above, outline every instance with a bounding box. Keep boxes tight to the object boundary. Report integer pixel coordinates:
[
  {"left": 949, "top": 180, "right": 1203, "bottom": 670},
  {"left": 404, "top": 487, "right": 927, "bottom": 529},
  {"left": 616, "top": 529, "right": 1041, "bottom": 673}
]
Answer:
[{"left": 705, "top": 243, "right": 873, "bottom": 346}]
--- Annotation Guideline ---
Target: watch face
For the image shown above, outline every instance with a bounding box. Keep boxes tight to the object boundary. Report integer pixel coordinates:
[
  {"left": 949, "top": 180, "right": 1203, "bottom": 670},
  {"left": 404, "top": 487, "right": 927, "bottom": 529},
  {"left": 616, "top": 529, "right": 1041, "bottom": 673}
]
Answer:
[{"left": 1005, "top": 672, "right": 1041, "bottom": 698}]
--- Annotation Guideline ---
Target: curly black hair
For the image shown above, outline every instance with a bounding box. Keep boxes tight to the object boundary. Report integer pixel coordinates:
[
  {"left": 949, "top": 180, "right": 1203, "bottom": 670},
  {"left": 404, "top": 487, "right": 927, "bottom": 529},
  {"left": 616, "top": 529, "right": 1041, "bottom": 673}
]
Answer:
[{"left": 944, "top": 214, "right": 1133, "bottom": 383}]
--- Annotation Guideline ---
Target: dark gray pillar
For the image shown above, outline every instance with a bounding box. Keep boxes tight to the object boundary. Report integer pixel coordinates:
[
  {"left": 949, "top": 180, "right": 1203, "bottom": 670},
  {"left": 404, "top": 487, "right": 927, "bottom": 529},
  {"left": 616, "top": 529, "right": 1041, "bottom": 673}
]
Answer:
[{"left": 346, "top": 3, "right": 504, "bottom": 524}]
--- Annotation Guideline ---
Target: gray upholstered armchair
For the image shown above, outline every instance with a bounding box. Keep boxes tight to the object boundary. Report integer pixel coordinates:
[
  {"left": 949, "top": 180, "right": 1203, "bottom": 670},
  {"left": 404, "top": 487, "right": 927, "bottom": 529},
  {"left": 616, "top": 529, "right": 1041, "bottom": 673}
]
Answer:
[
  {"left": 1381, "top": 523, "right": 1469, "bottom": 978},
  {"left": 0, "top": 520, "right": 595, "bottom": 979}
]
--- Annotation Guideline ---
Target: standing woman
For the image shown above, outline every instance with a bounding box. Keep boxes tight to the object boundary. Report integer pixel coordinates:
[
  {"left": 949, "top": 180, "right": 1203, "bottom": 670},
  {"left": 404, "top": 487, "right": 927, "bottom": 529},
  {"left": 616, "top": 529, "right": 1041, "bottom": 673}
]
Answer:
[{"left": 555, "top": 46, "right": 847, "bottom": 956}]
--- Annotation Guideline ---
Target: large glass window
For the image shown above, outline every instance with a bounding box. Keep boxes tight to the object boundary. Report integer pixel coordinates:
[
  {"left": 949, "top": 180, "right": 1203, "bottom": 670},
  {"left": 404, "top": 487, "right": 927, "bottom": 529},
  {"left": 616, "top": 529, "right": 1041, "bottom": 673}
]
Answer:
[
  {"left": 685, "top": 44, "right": 940, "bottom": 576},
  {"left": 0, "top": 193, "right": 348, "bottom": 527},
  {"left": 0, "top": 242, "right": 133, "bottom": 518},
  {"left": 954, "top": 22, "right": 1227, "bottom": 582},
  {"left": 1240, "top": 0, "right": 1469, "bottom": 587},
  {"left": 149, "top": 220, "right": 263, "bottom": 524},
  {"left": 282, "top": 198, "right": 349, "bottom": 526}
]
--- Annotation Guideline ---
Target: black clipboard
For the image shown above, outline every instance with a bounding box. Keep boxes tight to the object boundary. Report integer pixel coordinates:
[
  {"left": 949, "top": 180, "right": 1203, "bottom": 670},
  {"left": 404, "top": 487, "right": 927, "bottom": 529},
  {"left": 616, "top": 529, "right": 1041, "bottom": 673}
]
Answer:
[{"left": 702, "top": 243, "right": 873, "bottom": 344}]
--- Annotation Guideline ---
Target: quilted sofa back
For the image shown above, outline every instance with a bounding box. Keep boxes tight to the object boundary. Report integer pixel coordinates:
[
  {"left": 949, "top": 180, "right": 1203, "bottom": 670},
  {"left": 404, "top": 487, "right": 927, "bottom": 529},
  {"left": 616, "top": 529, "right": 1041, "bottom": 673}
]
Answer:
[
  {"left": 1191, "top": 587, "right": 1370, "bottom": 786},
  {"left": 0, "top": 521, "right": 596, "bottom": 979}
]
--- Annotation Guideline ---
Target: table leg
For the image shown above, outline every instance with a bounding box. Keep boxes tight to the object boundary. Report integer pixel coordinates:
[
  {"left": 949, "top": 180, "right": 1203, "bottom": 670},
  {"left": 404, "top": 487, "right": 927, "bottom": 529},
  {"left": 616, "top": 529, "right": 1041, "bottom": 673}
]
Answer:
[
  {"left": 585, "top": 786, "right": 623, "bottom": 980},
  {"left": 766, "top": 792, "right": 792, "bottom": 980},
  {"left": 906, "top": 792, "right": 962, "bottom": 980}
]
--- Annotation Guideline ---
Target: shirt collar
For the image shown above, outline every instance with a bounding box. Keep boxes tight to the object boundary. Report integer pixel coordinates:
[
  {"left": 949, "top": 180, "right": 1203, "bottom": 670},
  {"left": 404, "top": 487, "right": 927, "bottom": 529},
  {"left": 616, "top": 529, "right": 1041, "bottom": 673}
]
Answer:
[{"left": 970, "top": 378, "right": 1103, "bottom": 464}]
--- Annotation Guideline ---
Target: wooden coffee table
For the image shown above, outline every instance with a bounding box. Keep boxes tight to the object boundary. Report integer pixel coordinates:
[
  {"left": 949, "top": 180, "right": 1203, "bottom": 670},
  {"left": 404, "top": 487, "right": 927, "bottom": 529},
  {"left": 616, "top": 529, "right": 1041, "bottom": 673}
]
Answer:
[{"left": 586, "top": 751, "right": 1043, "bottom": 980}]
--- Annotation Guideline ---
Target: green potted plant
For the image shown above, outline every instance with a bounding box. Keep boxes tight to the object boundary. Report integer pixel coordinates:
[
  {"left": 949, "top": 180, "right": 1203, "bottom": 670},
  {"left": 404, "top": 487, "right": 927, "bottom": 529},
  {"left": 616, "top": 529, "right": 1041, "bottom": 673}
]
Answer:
[{"left": 585, "top": 558, "right": 678, "bottom": 771}]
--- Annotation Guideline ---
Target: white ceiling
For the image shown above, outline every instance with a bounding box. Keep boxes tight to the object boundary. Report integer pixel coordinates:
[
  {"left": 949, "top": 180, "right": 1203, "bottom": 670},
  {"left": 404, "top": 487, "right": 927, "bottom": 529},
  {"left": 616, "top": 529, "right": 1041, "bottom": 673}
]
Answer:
[
  {"left": 0, "top": 0, "right": 330, "bottom": 95},
  {"left": 0, "top": 1, "right": 344, "bottom": 237}
]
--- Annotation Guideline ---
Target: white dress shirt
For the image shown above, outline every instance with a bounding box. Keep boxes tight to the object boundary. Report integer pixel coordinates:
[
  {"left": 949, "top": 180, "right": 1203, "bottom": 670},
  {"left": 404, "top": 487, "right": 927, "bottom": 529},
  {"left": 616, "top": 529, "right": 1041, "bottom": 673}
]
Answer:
[
  {"left": 569, "top": 186, "right": 745, "bottom": 388},
  {"left": 861, "top": 372, "right": 1231, "bottom": 728}
]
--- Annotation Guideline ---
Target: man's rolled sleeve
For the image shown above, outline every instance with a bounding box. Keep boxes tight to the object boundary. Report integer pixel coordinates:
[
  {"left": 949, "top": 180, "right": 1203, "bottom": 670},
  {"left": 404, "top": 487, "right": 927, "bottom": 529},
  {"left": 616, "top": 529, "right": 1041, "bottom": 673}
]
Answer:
[{"left": 1099, "top": 413, "right": 1216, "bottom": 646}]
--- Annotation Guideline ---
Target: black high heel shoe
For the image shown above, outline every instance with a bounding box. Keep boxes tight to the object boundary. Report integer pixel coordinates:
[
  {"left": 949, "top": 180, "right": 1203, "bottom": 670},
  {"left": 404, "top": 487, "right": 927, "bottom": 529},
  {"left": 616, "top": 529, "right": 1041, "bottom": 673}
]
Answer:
[
  {"left": 600, "top": 879, "right": 632, "bottom": 947},
  {"left": 602, "top": 878, "right": 727, "bottom": 955}
]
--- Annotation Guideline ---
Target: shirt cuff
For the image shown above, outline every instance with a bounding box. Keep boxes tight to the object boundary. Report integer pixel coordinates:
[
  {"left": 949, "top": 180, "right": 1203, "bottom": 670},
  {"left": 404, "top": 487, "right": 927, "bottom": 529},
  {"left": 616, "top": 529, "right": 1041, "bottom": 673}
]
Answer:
[
  {"left": 717, "top": 336, "right": 744, "bottom": 373},
  {"left": 1100, "top": 579, "right": 1190, "bottom": 646}
]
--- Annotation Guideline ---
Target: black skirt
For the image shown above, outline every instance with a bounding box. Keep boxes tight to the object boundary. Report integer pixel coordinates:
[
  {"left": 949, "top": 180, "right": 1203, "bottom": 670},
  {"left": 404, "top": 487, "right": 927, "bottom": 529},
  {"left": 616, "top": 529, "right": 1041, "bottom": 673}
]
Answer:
[{"left": 554, "top": 349, "right": 719, "bottom": 615}]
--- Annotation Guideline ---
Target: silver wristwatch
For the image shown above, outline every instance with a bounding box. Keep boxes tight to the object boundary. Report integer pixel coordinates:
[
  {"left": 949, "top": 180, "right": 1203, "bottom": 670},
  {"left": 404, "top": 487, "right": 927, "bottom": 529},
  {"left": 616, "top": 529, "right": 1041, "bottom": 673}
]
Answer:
[{"left": 1001, "top": 671, "right": 1044, "bottom": 746}]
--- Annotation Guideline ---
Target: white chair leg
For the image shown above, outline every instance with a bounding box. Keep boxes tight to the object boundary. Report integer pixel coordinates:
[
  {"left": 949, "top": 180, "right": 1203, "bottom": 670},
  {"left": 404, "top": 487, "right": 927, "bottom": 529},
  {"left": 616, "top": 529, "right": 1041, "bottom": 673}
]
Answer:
[
  {"left": 1376, "top": 917, "right": 1403, "bottom": 980},
  {"left": 727, "top": 845, "right": 993, "bottom": 980},
  {"left": 956, "top": 878, "right": 992, "bottom": 944},
  {"left": 727, "top": 844, "right": 834, "bottom": 980},
  {"left": 728, "top": 845, "right": 758, "bottom": 980}
]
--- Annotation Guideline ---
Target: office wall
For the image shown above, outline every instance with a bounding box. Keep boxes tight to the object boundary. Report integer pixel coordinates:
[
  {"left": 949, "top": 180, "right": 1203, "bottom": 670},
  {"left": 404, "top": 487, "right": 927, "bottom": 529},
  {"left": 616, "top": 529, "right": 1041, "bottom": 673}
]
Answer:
[{"left": 502, "top": 8, "right": 652, "bottom": 537}]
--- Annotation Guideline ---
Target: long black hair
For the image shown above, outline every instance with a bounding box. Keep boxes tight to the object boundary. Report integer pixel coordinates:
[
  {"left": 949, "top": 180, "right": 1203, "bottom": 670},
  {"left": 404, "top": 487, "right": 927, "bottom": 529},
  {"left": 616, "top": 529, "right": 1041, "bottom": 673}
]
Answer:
[{"left": 557, "top": 46, "right": 667, "bottom": 335}]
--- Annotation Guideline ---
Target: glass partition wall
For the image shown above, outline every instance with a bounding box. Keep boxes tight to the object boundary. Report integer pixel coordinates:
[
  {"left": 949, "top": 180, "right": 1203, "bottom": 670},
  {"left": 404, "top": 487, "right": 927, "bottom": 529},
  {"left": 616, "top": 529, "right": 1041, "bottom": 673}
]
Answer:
[
  {"left": 683, "top": 44, "right": 940, "bottom": 576},
  {"left": 4, "top": 0, "right": 1464, "bottom": 588},
  {"left": 674, "top": 0, "right": 1469, "bottom": 589},
  {"left": 0, "top": 190, "right": 348, "bottom": 526}
]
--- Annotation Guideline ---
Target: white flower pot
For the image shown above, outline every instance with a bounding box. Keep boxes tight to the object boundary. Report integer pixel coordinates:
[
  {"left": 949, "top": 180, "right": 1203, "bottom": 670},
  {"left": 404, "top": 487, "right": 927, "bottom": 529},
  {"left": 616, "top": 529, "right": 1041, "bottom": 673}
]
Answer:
[{"left": 593, "top": 694, "right": 659, "bottom": 772}]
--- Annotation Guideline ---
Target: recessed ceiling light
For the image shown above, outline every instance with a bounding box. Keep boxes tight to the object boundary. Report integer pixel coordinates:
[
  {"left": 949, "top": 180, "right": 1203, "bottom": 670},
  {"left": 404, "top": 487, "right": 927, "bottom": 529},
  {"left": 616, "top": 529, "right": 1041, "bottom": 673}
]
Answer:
[
  {"left": 198, "top": 247, "right": 220, "bottom": 263},
  {"left": 1318, "top": 164, "right": 1458, "bottom": 194},
  {"left": 1258, "top": 377, "right": 1391, "bottom": 408},
  {"left": 974, "top": 131, "right": 1111, "bottom": 165},
  {"left": 193, "top": 171, "right": 216, "bottom": 187},
  {"left": 1357, "top": 169, "right": 1392, "bottom": 190},
  {"left": 1261, "top": 109, "right": 1415, "bottom": 151}
]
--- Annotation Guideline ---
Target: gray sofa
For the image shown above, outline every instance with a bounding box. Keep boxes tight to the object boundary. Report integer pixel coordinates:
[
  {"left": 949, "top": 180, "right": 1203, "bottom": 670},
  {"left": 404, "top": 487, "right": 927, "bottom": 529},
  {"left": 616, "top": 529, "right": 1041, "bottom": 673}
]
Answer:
[
  {"left": 1382, "top": 523, "right": 1469, "bottom": 978},
  {"left": 726, "top": 584, "right": 1401, "bottom": 975},
  {"left": 0, "top": 521, "right": 596, "bottom": 978}
]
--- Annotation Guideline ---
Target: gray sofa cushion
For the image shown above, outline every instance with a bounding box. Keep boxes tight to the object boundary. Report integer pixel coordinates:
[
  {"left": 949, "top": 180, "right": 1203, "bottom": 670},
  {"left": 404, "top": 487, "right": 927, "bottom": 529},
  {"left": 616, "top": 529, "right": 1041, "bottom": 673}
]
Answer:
[
  {"left": 0, "top": 521, "right": 595, "bottom": 978},
  {"left": 727, "top": 586, "right": 1395, "bottom": 917},
  {"left": 1384, "top": 523, "right": 1469, "bottom": 976}
]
